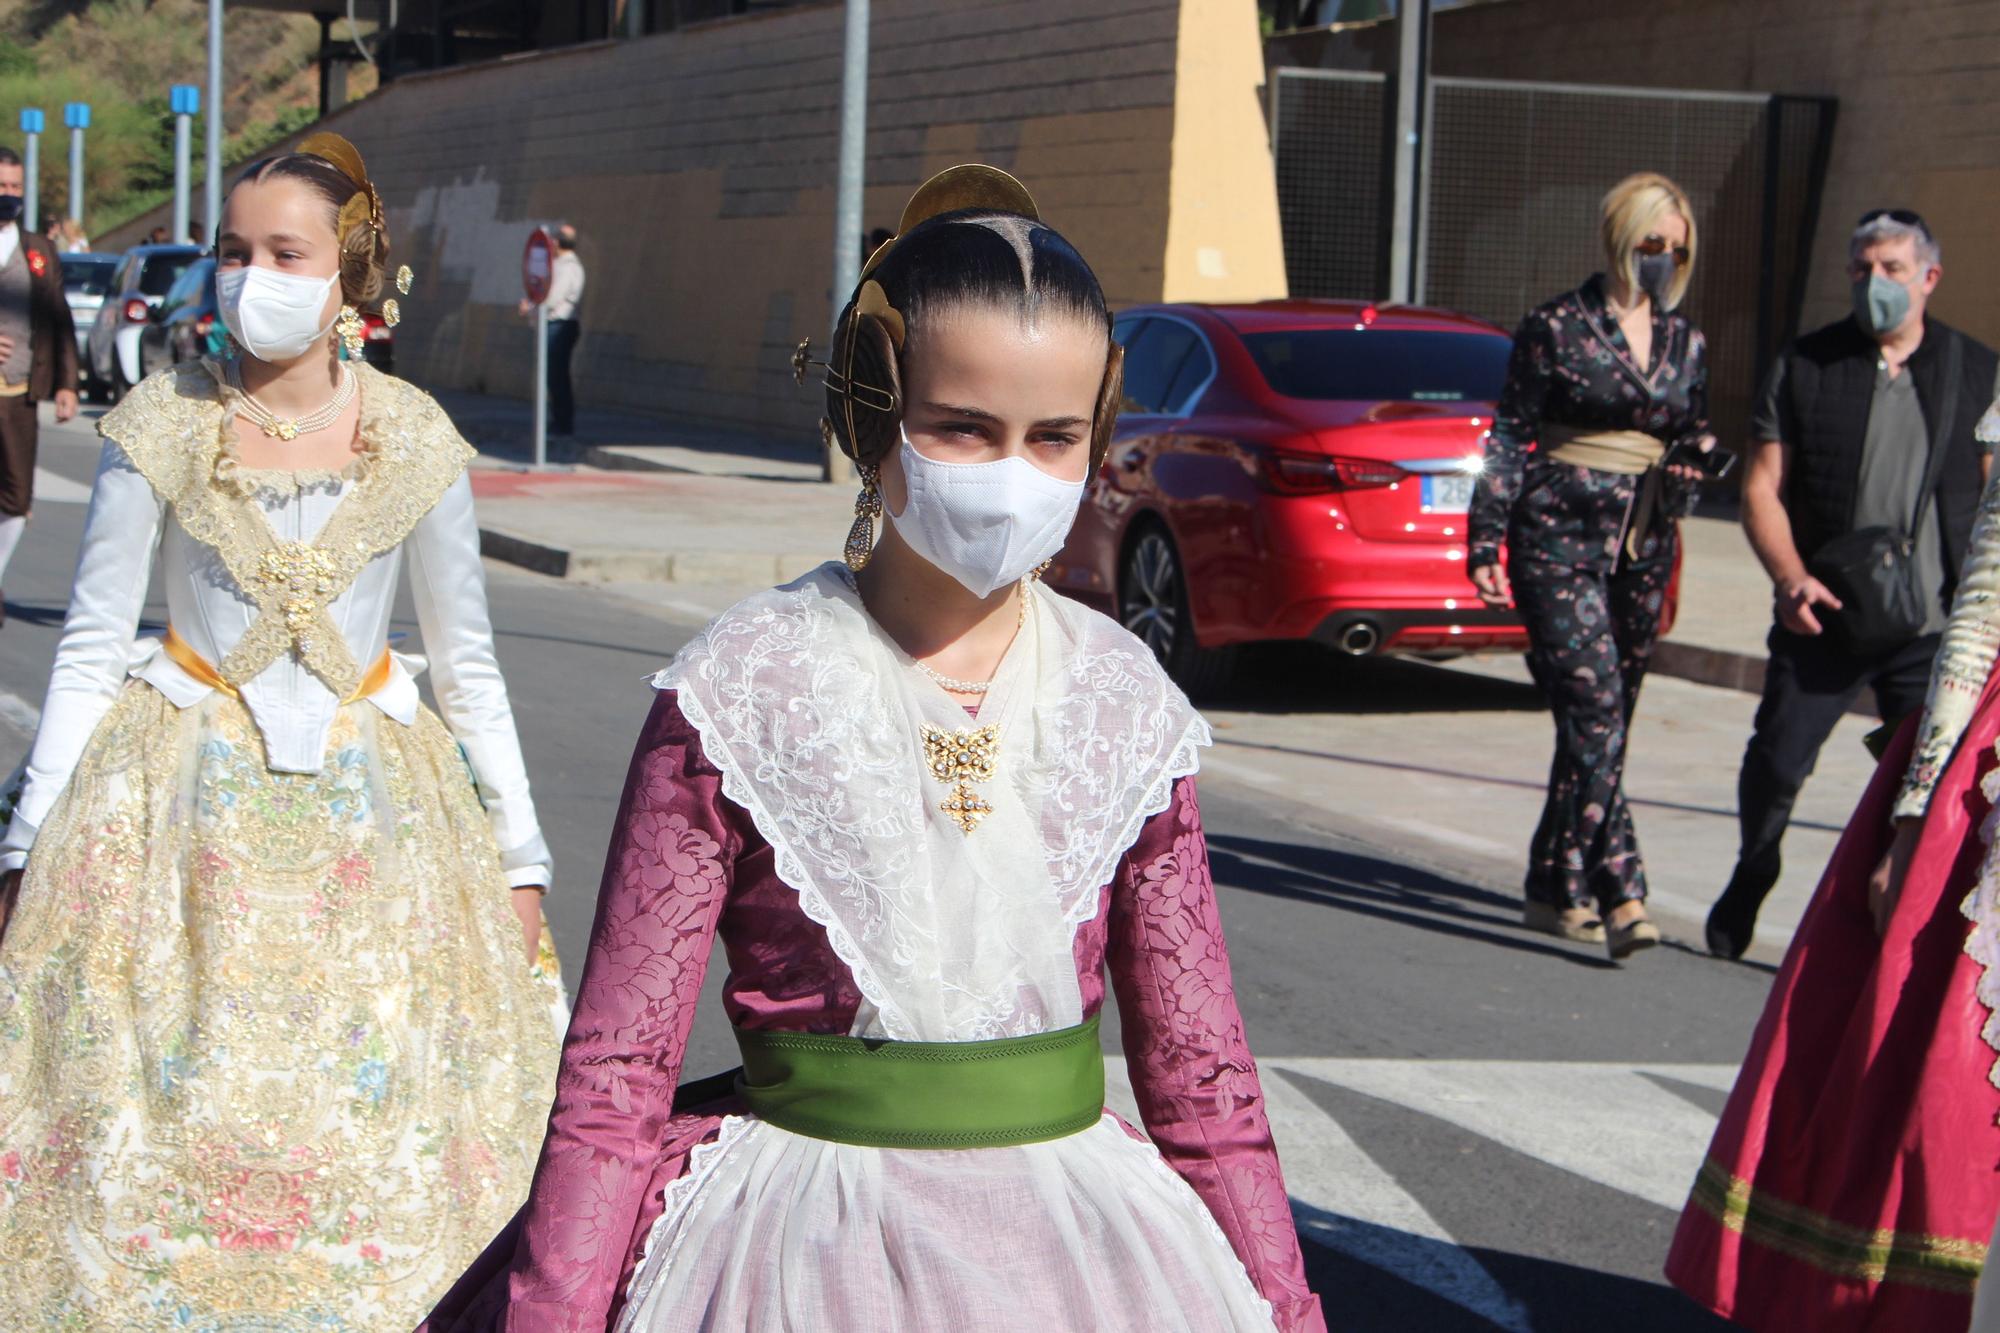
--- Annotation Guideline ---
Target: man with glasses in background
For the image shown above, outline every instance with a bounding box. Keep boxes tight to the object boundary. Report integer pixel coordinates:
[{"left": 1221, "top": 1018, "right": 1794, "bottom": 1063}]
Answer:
[{"left": 1706, "top": 209, "right": 1999, "bottom": 959}]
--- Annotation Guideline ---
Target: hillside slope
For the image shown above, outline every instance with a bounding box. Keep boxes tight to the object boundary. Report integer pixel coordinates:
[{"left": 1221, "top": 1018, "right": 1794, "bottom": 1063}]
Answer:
[{"left": 0, "top": 0, "right": 379, "bottom": 238}]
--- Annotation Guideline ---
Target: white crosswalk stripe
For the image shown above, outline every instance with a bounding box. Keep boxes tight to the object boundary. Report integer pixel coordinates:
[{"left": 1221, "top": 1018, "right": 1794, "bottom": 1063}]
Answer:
[
  {"left": 31, "top": 465, "right": 91, "bottom": 505},
  {"left": 1109, "top": 1056, "right": 1736, "bottom": 1324}
]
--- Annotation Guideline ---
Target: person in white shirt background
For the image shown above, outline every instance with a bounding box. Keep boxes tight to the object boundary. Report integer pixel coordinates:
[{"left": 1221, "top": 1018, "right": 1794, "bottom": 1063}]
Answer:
[{"left": 517, "top": 221, "right": 585, "bottom": 437}]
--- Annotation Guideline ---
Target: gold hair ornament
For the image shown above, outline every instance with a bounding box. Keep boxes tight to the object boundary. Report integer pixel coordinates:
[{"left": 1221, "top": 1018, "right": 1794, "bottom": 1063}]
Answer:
[{"left": 335, "top": 305, "right": 367, "bottom": 359}]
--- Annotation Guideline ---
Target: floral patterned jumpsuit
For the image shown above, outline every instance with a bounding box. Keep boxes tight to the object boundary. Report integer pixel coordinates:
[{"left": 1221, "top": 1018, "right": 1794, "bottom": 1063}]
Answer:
[{"left": 1468, "top": 274, "right": 1710, "bottom": 915}]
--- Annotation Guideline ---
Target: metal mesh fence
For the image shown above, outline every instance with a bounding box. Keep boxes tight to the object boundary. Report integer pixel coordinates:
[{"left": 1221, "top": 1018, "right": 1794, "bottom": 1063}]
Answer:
[
  {"left": 1271, "top": 68, "right": 1835, "bottom": 444},
  {"left": 1272, "top": 70, "right": 1386, "bottom": 302}
]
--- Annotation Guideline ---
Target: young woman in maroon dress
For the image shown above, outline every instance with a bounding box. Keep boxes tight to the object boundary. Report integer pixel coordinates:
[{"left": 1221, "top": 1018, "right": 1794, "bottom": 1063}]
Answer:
[
  {"left": 1666, "top": 403, "right": 2000, "bottom": 1329},
  {"left": 424, "top": 167, "right": 1324, "bottom": 1332}
]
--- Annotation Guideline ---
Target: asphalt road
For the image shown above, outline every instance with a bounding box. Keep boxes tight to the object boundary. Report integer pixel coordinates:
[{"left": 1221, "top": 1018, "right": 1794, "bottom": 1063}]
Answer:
[{"left": 0, "top": 406, "right": 1797, "bottom": 1332}]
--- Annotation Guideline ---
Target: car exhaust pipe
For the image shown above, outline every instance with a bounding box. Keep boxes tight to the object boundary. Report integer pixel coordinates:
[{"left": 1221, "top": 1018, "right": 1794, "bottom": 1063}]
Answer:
[{"left": 1337, "top": 621, "right": 1381, "bottom": 656}]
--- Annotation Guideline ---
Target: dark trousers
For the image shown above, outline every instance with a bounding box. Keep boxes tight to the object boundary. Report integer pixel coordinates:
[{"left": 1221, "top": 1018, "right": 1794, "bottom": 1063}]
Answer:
[
  {"left": 546, "top": 318, "right": 579, "bottom": 436},
  {"left": 1722, "top": 626, "right": 1938, "bottom": 911},
  {"left": 0, "top": 393, "right": 38, "bottom": 517},
  {"left": 1512, "top": 550, "right": 1676, "bottom": 912}
]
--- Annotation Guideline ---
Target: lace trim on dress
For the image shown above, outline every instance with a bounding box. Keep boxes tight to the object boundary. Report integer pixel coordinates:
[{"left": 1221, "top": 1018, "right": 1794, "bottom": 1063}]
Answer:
[
  {"left": 656, "top": 565, "right": 1210, "bottom": 1044},
  {"left": 616, "top": 1115, "right": 759, "bottom": 1324}
]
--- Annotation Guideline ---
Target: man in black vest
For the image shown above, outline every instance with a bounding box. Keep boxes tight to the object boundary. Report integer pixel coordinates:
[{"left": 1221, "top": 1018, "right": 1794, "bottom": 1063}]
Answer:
[{"left": 1707, "top": 210, "right": 1998, "bottom": 959}]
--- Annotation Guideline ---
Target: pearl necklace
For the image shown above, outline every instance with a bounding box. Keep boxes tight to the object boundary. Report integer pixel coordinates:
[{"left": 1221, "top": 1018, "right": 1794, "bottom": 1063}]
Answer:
[
  {"left": 229, "top": 361, "right": 356, "bottom": 441},
  {"left": 910, "top": 587, "right": 1030, "bottom": 696}
]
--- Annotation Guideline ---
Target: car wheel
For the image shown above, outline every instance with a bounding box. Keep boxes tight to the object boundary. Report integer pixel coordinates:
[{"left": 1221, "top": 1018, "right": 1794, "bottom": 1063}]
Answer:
[
  {"left": 110, "top": 356, "right": 130, "bottom": 403},
  {"left": 1118, "top": 525, "right": 1235, "bottom": 696},
  {"left": 84, "top": 371, "right": 109, "bottom": 405}
]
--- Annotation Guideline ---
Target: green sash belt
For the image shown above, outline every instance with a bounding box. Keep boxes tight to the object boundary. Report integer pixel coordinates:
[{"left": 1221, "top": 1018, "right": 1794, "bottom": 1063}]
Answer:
[{"left": 733, "top": 1014, "right": 1106, "bottom": 1150}]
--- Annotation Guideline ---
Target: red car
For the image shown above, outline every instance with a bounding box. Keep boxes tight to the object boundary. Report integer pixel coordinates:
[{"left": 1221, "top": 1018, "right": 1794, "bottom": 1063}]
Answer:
[{"left": 1049, "top": 300, "right": 1533, "bottom": 692}]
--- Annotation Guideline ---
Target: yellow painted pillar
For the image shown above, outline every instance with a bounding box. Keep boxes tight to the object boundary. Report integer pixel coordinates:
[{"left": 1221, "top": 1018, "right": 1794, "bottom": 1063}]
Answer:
[{"left": 1161, "top": 0, "right": 1289, "bottom": 303}]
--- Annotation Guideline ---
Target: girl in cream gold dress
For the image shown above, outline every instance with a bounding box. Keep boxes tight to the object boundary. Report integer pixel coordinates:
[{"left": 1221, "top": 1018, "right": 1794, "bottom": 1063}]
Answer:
[{"left": 0, "top": 134, "right": 563, "bottom": 1328}]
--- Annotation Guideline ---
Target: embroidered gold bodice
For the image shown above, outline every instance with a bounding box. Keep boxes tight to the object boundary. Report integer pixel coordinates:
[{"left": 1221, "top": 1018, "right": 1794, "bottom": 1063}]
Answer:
[{"left": 98, "top": 359, "right": 474, "bottom": 698}]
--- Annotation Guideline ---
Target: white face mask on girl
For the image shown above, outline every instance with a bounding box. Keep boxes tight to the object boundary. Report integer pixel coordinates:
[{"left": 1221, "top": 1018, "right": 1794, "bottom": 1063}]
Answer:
[
  {"left": 885, "top": 429, "right": 1088, "bottom": 599},
  {"left": 216, "top": 265, "right": 341, "bottom": 362}
]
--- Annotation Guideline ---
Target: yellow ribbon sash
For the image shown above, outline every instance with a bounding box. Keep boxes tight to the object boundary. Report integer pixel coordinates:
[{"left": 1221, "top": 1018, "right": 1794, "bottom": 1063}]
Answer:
[{"left": 163, "top": 626, "right": 394, "bottom": 705}]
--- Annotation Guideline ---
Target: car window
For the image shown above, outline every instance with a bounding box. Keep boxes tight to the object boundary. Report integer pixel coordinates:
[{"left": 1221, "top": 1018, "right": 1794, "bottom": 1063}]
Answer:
[
  {"left": 1161, "top": 332, "right": 1216, "bottom": 415},
  {"left": 161, "top": 259, "right": 213, "bottom": 313},
  {"left": 1241, "top": 329, "right": 1511, "bottom": 403},
  {"left": 1119, "top": 318, "right": 1199, "bottom": 415},
  {"left": 138, "top": 254, "right": 196, "bottom": 299},
  {"left": 62, "top": 257, "right": 118, "bottom": 297}
]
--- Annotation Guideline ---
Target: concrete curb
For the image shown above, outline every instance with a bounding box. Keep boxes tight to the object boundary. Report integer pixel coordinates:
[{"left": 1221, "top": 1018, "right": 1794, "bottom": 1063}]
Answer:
[
  {"left": 478, "top": 525, "right": 1873, "bottom": 712},
  {"left": 1651, "top": 640, "right": 1766, "bottom": 697},
  {"left": 478, "top": 526, "right": 823, "bottom": 586}
]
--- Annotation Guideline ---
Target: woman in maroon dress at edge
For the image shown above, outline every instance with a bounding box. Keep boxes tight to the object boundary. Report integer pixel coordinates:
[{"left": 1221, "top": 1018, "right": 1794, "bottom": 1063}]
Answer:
[
  {"left": 424, "top": 167, "right": 1325, "bottom": 1332},
  {"left": 1667, "top": 399, "right": 2000, "bottom": 1328}
]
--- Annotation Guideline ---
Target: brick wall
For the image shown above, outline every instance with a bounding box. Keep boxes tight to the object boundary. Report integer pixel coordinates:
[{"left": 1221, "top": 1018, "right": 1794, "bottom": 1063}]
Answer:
[{"left": 107, "top": 0, "right": 1262, "bottom": 440}]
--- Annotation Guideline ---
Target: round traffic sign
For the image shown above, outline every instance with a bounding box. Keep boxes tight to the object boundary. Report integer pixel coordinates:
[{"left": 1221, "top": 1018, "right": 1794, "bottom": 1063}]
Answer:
[{"left": 522, "top": 228, "right": 554, "bottom": 305}]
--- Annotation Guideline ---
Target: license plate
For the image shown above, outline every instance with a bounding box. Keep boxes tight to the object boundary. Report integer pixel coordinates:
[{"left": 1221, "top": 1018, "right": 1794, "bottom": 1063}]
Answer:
[{"left": 1422, "top": 473, "right": 1475, "bottom": 512}]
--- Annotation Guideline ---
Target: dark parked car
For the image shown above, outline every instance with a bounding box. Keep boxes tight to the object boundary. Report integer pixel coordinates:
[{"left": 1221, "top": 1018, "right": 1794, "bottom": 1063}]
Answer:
[
  {"left": 139, "top": 257, "right": 222, "bottom": 378},
  {"left": 140, "top": 257, "right": 396, "bottom": 378},
  {"left": 85, "top": 243, "right": 202, "bottom": 401},
  {"left": 59, "top": 252, "right": 119, "bottom": 367}
]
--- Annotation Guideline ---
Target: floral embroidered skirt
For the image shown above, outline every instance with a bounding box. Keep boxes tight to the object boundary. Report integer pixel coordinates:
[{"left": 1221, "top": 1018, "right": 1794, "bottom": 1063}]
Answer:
[
  {"left": 1666, "top": 692, "right": 2000, "bottom": 1330},
  {"left": 0, "top": 682, "right": 565, "bottom": 1330}
]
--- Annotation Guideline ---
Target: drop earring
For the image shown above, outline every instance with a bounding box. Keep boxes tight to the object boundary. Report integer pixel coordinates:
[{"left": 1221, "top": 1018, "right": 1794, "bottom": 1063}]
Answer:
[
  {"left": 845, "top": 461, "right": 883, "bottom": 572},
  {"left": 335, "top": 305, "right": 367, "bottom": 360}
]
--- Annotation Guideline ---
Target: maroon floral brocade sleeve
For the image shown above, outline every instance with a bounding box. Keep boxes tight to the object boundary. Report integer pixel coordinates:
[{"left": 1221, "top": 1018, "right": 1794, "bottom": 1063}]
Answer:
[
  {"left": 501, "top": 692, "right": 743, "bottom": 1331},
  {"left": 1109, "top": 777, "right": 1327, "bottom": 1333}
]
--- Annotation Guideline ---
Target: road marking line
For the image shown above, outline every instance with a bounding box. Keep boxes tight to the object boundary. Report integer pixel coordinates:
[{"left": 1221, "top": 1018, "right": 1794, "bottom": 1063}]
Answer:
[
  {"left": 1371, "top": 813, "right": 1512, "bottom": 856},
  {"left": 0, "top": 687, "right": 39, "bottom": 735},
  {"left": 1201, "top": 754, "right": 1285, "bottom": 791},
  {"left": 31, "top": 466, "right": 91, "bottom": 505},
  {"left": 1266, "top": 1057, "right": 1733, "bottom": 1213}
]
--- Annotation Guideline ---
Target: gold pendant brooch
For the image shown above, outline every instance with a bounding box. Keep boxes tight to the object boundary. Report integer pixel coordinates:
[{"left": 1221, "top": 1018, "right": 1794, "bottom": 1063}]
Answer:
[{"left": 921, "top": 723, "right": 999, "bottom": 834}]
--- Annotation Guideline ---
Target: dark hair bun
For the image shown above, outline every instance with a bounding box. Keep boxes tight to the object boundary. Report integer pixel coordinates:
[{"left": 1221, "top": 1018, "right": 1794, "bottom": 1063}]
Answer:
[{"left": 824, "top": 306, "right": 903, "bottom": 467}]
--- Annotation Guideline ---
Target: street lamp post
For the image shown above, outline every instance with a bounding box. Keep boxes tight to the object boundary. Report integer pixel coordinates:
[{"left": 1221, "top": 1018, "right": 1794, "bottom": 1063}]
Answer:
[
  {"left": 18, "top": 109, "right": 42, "bottom": 235},
  {"left": 204, "top": 0, "right": 223, "bottom": 245},
  {"left": 825, "top": 0, "right": 869, "bottom": 484},
  {"left": 1387, "top": 0, "right": 1431, "bottom": 304},
  {"left": 171, "top": 86, "right": 200, "bottom": 246},
  {"left": 63, "top": 103, "right": 88, "bottom": 236}
]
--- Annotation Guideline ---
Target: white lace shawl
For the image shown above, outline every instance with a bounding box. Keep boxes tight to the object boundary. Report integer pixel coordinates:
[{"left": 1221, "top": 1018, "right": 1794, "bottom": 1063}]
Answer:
[{"left": 652, "top": 563, "right": 1210, "bottom": 1043}]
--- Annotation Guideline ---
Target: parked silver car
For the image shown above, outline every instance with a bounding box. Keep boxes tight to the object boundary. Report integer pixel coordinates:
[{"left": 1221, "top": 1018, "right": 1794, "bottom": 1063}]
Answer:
[
  {"left": 59, "top": 252, "right": 118, "bottom": 370},
  {"left": 85, "top": 244, "right": 202, "bottom": 403}
]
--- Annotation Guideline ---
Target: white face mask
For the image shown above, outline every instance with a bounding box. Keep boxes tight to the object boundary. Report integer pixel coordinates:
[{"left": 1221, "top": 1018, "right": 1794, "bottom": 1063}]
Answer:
[
  {"left": 216, "top": 264, "right": 341, "bottom": 363},
  {"left": 886, "top": 430, "right": 1087, "bottom": 598}
]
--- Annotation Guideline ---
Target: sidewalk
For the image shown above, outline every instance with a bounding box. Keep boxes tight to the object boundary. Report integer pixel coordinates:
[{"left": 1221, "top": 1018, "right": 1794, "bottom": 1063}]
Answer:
[{"left": 452, "top": 390, "right": 1790, "bottom": 702}]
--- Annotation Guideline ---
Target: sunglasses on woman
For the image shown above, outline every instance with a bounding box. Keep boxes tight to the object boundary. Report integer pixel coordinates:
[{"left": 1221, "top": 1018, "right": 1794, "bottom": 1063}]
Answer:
[{"left": 1634, "top": 234, "right": 1691, "bottom": 267}]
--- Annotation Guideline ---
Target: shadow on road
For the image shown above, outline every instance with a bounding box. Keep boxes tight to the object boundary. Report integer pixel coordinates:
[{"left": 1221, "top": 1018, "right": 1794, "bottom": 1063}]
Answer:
[
  {"left": 1207, "top": 830, "right": 1619, "bottom": 971},
  {"left": 1205, "top": 644, "right": 1545, "bottom": 716},
  {"left": 1297, "top": 1215, "right": 1735, "bottom": 1332}
]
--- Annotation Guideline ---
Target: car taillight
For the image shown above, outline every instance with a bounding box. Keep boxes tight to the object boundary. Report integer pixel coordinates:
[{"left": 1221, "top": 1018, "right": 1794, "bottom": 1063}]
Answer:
[
  {"left": 364, "top": 314, "right": 392, "bottom": 342},
  {"left": 123, "top": 298, "right": 149, "bottom": 323},
  {"left": 1257, "top": 448, "right": 1408, "bottom": 495}
]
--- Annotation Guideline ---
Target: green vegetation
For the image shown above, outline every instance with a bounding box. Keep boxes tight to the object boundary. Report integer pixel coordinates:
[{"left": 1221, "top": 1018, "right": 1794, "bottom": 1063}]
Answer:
[{"left": 0, "top": 1, "right": 376, "bottom": 240}]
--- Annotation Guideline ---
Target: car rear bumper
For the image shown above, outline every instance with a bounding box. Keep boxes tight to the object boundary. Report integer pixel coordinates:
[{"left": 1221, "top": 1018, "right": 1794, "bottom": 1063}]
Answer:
[{"left": 1309, "top": 604, "right": 1525, "bottom": 655}]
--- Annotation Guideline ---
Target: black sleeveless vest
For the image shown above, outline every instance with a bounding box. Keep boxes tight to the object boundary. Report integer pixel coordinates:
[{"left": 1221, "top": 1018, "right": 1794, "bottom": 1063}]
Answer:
[{"left": 1782, "top": 315, "right": 1995, "bottom": 597}]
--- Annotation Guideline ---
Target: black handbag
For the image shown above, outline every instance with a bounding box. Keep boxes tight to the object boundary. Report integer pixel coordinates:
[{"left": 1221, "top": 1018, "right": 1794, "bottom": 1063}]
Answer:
[{"left": 1808, "top": 335, "right": 1963, "bottom": 658}]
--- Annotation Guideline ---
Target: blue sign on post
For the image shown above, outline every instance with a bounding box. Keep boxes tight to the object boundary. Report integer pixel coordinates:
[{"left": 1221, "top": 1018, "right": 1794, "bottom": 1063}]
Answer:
[
  {"left": 18, "top": 108, "right": 42, "bottom": 135},
  {"left": 169, "top": 86, "right": 200, "bottom": 117},
  {"left": 63, "top": 103, "right": 89, "bottom": 130}
]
